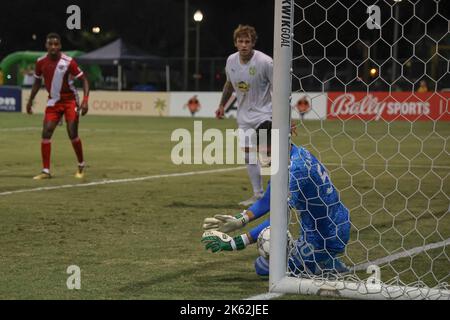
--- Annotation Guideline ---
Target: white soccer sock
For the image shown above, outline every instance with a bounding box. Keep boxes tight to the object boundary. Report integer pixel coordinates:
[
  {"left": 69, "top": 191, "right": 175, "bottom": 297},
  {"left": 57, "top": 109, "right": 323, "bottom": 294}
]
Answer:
[
  {"left": 241, "top": 234, "right": 251, "bottom": 247},
  {"left": 247, "top": 164, "right": 263, "bottom": 196}
]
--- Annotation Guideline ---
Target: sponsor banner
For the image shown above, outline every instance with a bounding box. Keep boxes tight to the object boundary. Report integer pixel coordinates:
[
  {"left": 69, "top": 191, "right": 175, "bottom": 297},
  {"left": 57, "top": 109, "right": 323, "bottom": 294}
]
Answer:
[
  {"left": 171, "top": 92, "right": 327, "bottom": 120},
  {"left": 169, "top": 92, "right": 237, "bottom": 119},
  {"left": 21, "top": 90, "right": 328, "bottom": 119},
  {"left": 89, "top": 91, "right": 169, "bottom": 116},
  {"left": 22, "top": 90, "right": 169, "bottom": 116},
  {"left": 327, "top": 92, "right": 450, "bottom": 121},
  {"left": 291, "top": 92, "right": 327, "bottom": 120},
  {"left": 0, "top": 86, "right": 21, "bottom": 112}
]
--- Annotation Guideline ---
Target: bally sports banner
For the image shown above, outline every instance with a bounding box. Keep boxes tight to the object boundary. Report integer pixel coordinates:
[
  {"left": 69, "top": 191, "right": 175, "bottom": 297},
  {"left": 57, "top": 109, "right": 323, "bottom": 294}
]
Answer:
[{"left": 327, "top": 92, "right": 450, "bottom": 121}]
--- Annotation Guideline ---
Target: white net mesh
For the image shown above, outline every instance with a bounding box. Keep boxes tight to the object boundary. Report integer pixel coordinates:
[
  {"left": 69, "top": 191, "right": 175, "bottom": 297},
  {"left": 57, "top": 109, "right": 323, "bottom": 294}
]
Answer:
[{"left": 286, "top": 0, "right": 449, "bottom": 299}]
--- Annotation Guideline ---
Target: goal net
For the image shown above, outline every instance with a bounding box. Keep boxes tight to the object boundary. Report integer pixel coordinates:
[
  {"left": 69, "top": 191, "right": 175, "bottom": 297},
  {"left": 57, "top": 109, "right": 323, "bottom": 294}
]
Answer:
[{"left": 270, "top": 0, "right": 449, "bottom": 300}]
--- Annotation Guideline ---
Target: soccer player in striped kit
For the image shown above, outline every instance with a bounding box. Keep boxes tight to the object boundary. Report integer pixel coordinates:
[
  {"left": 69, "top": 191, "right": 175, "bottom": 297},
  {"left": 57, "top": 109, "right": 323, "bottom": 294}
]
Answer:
[{"left": 26, "top": 33, "right": 90, "bottom": 180}]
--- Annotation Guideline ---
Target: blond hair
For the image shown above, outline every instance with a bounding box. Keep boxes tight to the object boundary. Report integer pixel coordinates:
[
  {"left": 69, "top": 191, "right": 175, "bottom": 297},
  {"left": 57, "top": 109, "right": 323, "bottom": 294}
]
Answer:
[{"left": 233, "top": 25, "right": 258, "bottom": 44}]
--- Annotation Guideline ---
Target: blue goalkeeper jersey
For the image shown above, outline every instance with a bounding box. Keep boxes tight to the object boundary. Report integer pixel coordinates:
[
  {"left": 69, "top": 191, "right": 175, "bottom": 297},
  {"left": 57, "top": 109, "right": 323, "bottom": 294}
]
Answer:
[{"left": 248, "top": 144, "right": 350, "bottom": 252}]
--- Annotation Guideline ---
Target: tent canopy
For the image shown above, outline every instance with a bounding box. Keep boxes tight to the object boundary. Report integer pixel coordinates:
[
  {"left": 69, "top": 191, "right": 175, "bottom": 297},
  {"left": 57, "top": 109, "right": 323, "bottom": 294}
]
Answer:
[{"left": 75, "top": 38, "right": 162, "bottom": 66}]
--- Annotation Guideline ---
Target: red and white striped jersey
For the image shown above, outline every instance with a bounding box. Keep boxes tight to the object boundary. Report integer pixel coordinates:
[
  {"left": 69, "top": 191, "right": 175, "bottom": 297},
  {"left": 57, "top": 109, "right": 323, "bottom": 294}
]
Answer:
[{"left": 34, "top": 53, "right": 84, "bottom": 106}]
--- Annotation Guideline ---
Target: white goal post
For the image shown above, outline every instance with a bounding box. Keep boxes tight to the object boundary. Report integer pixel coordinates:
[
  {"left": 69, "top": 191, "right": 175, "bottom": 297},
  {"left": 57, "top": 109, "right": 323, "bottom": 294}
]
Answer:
[{"left": 269, "top": 0, "right": 450, "bottom": 300}]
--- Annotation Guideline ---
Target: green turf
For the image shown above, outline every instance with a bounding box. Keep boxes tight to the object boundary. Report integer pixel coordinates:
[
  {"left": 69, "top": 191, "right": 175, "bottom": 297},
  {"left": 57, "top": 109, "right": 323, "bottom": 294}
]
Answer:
[{"left": 0, "top": 113, "right": 448, "bottom": 299}]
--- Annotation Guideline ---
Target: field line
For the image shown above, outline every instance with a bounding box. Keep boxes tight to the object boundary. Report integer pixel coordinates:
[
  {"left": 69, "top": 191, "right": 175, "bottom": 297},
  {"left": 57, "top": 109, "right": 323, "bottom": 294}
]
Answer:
[
  {"left": 351, "top": 237, "right": 450, "bottom": 271},
  {"left": 325, "top": 163, "right": 450, "bottom": 170},
  {"left": 0, "top": 167, "right": 246, "bottom": 196},
  {"left": 0, "top": 127, "right": 41, "bottom": 132},
  {"left": 244, "top": 293, "right": 285, "bottom": 300},
  {"left": 0, "top": 127, "right": 164, "bottom": 134},
  {"left": 244, "top": 238, "right": 450, "bottom": 300}
]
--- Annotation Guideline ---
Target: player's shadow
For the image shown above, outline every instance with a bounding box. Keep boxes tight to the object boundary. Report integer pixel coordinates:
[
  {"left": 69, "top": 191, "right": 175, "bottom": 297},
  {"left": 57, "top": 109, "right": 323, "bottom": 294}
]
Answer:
[
  {"left": 117, "top": 259, "right": 231, "bottom": 295},
  {"left": 0, "top": 174, "right": 42, "bottom": 178},
  {"left": 117, "top": 255, "right": 261, "bottom": 296}
]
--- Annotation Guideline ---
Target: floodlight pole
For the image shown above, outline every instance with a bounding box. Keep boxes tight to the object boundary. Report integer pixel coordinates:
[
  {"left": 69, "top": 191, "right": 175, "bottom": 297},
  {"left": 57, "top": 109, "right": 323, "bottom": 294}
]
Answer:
[
  {"left": 195, "top": 22, "right": 200, "bottom": 91},
  {"left": 118, "top": 64, "right": 122, "bottom": 91},
  {"left": 194, "top": 10, "right": 203, "bottom": 92},
  {"left": 391, "top": 1, "right": 401, "bottom": 84},
  {"left": 184, "top": 0, "right": 189, "bottom": 91}
]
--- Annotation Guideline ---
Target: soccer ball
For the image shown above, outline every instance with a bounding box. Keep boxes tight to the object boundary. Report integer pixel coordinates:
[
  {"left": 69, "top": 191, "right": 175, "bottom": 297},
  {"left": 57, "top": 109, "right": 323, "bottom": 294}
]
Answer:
[
  {"left": 257, "top": 227, "right": 295, "bottom": 260},
  {"left": 257, "top": 227, "right": 271, "bottom": 259}
]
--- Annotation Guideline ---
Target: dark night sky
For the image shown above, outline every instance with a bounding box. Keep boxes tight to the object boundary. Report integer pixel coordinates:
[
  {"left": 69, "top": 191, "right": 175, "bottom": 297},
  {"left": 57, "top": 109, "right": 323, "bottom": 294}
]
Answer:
[
  {"left": 0, "top": 0, "right": 275, "bottom": 59},
  {"left": 1, "top": 0, "right": 448, "bottom": 91},
  {"left": 1, "top": 0, "right": 448, "bottom": 60}
]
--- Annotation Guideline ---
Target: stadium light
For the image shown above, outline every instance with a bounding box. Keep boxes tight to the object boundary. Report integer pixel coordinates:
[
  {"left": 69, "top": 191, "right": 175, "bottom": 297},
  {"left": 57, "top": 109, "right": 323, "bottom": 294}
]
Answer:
[
  {"left": 193, "top": 10, "right": 203, "bottom": 22},
  {"left": 370, "top": 68, "right": 378, "bottom": 77},
  {"left": 193, "top": 10, "right": 203, "bottom": 91}
]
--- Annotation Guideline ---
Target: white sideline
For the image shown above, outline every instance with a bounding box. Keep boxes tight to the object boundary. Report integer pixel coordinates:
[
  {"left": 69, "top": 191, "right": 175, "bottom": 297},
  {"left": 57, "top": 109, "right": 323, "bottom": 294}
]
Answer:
[
  {"left": 0, "top": 127, "right": 165, "bottom": 134},
  {"left": 0, "top": 167, "right": 246, "bottom": 196},
  {"left": 326, "top": 163, "right": 450, "bottom": 170},
  {"left": 244, "top": 238, "right": 450, "bottom": 300},
  {"left": 351, "top": 238, "right": 450, "bottom": 272},
  {"left": 0, "top": 127, "right": 41, "bottom": 132},
  {"left": 244, "top": 293, "right": 285, "bottom": 301}
]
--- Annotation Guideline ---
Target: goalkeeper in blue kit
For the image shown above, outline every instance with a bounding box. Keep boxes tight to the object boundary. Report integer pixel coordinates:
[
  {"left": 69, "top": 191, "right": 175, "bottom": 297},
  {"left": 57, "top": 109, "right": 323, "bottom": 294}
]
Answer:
[{"left": 202, "top": 144, "right": 351, "bottom": 277}]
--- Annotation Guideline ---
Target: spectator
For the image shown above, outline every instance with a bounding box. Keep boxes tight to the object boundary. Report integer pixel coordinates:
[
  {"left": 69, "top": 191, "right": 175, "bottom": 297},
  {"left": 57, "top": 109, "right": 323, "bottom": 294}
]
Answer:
[
  {"left": 417, "top": 80, "right": 429, "bottom": 93},
  {"left": 0, "top": 67, "right": 4, "bottom": 85},
  {"left": 22, "top": 65, "right": 35, "bottom": 87}
]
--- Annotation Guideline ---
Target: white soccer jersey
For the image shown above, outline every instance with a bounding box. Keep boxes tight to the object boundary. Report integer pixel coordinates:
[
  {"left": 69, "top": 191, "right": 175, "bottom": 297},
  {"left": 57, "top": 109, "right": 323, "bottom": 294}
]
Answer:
[{"left": 225, "top": 50, "right": 273, "bottom": 129}]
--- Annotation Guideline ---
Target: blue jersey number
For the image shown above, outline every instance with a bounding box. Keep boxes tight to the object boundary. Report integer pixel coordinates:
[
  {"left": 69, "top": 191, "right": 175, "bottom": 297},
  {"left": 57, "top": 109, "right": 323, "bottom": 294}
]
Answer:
[
  {"left": 317, "top": 164, "right": 333, "bottom": 195},
  {"left": 317, "top": 164, "right": 329, "bottom": 184}
]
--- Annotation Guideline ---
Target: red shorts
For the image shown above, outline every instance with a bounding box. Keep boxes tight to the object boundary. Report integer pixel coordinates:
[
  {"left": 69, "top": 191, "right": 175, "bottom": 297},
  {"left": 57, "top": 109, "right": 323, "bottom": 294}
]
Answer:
[{"left": 44, "top": 100, "right": 79, "bottom": 123}]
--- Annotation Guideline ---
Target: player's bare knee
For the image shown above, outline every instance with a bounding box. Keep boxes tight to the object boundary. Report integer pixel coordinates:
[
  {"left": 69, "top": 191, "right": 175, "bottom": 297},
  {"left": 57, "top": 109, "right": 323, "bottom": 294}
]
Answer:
[{"left": 68, "top": 131, "right": 79, "bottom": 140}]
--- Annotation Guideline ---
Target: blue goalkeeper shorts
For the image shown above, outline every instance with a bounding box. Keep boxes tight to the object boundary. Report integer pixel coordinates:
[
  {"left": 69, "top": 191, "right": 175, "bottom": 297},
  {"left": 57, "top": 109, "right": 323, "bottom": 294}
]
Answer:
[
  {"left": 254, "top": 242, "right": 348, "bottom": 277},
  {"left": 287, "top": 241, "right": 349, "bottom": 276}
]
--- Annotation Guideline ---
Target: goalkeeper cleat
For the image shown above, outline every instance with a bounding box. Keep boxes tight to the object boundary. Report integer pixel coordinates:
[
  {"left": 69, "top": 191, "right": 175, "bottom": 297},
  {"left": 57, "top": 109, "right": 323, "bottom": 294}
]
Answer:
[
  {"left": 238, "top": 193, "right": 263, "bottom": 207},
  {"left": 316, "top": 257, "right": 350, "bottom": 276},
  {"left": 75, "top": 164, "right": 85, "bottom": 179},
  {"left": 33, "top": 171, "right": 52, "bottom": 180}
]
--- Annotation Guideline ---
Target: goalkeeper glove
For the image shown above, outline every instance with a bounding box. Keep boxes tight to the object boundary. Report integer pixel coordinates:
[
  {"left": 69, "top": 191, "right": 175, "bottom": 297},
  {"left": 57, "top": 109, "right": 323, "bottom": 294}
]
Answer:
[
  {"left": 201, "top": 230, "right": 247, "bottom": 253},
  {"left": 202, "top": 212, "right": 249, "bottom": 233}
]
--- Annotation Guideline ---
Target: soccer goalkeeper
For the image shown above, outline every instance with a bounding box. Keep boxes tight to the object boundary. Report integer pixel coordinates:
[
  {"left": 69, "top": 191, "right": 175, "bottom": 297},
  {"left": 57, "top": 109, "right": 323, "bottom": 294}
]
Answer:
[{"left": 201, "top": 143, "right": 351, "bottom": 277}]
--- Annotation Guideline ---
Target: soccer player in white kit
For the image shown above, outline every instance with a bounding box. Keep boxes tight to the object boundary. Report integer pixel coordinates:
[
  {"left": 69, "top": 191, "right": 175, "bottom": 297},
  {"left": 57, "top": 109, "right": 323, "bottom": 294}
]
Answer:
[{"left": 216, "top": 25, "right": 273, "bottom": 206}]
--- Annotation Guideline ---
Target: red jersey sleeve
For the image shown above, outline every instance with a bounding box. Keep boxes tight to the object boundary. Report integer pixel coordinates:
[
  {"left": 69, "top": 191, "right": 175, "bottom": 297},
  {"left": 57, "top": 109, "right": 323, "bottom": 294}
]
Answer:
[
  {"left": 34, "top": 59, "right": 43, "bottom": 79},
  {"left": 69, "top": 59, "right": 84, "bottom": 79}
]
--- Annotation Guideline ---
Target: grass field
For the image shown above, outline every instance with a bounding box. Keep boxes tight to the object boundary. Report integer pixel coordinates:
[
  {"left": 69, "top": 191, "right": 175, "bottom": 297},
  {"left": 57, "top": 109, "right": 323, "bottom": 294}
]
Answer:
[{"left": 0, "top": 113, "right": 448, "bottom": 299}]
